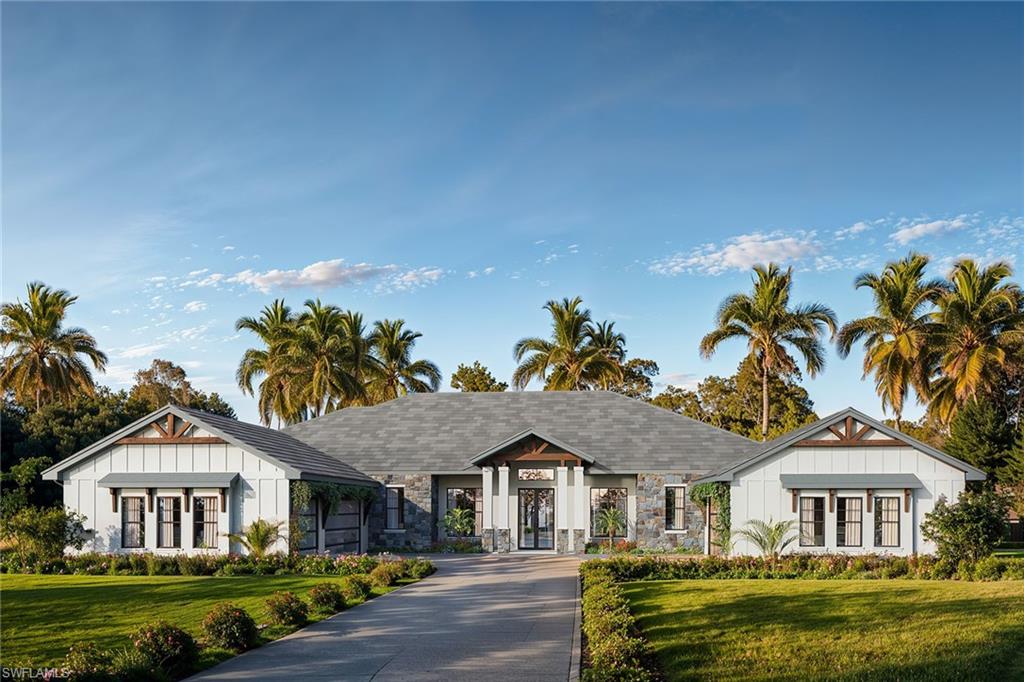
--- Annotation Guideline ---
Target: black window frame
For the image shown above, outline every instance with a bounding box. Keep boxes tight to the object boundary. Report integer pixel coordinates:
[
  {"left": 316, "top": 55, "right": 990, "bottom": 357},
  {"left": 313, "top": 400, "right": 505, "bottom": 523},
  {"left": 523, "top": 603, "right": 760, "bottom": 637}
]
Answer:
[
  {"left": 836, "top": 497, "right": 863, "bottom": 548},
  {"left": 446, "top": 487, "right": 483, "bottom": 536},
  {"left": 386, "top": 486, "right": 405, "bottom": 530},
  {"left": 590, "top": 487, "right": 628, "bottom": 538},
  {"left": 799, "top": 496, "right": 825, "bottom": 547},
  {"left": 192, "top": 496, "right": 219, "bottom": 549},
  {"left": 665, "top": 486, "right": 687, "bottom": 531},
  {"left": 121, "top": 496, "right": 145, "bottom": 549},
  {"left": 157, "top": 496, "right": 182, "bottom": 549},
  {"left": 874, "top": 496, "right": 901, "bottom": 548}
]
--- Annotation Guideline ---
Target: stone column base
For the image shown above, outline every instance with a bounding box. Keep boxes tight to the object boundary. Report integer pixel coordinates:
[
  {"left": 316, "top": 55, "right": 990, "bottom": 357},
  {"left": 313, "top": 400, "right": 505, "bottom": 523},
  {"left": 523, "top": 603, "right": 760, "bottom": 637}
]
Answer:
[
  {"left": 481, "top": 528, "right": 495, "bottom": 552},
  {"left": 496, "top": 528, "right": 511, "bottom": 553},
  {"left": 556, "top": 529, "right": 570, "bottom": 554},
  {"left": 572, "top": 529, "right": 587, "bottom": 555}
]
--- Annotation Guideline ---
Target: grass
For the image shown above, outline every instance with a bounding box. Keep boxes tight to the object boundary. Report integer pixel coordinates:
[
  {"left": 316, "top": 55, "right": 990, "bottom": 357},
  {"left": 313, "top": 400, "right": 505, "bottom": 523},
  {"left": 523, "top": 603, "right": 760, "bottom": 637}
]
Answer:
[
  {"left": 622, "top": 579, "right": 1024, "bottom": 681},
  {"left": 0, "top": 573, "right": 404, "bottom": 670}
]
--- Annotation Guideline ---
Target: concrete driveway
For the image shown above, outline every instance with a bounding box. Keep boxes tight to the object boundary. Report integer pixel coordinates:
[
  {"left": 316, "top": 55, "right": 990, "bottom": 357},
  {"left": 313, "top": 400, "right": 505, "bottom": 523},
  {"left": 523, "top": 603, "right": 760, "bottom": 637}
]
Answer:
[{"left": 190, "top": 554, "right": 582, "bottom": 681}]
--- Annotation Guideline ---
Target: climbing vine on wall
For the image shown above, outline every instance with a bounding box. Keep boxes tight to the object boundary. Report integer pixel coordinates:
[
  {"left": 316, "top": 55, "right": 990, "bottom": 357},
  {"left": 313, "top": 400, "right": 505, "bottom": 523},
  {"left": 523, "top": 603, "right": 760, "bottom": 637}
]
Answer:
[
  {"left": 689, "top": 482, "right": 732, "bottom": 554},
  {"left": 290, "top": 481, "right": 377, "bottom": 522}
]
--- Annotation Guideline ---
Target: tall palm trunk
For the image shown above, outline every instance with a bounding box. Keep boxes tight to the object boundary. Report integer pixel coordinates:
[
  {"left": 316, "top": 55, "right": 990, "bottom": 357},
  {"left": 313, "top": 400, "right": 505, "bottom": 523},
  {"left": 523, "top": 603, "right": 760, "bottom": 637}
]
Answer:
[{"left": 761, "top": 361, "right": 769, "bottom": 441}]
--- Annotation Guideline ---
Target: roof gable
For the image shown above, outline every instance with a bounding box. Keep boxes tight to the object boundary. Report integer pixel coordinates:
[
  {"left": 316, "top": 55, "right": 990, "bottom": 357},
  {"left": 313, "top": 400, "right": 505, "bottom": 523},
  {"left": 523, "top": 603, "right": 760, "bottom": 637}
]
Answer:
[
  {"left": 695, "top": 407, "right": 987, "bottom": 483},
  {"left": 469, "top": 429, "right": 596, "bottom": 466}
]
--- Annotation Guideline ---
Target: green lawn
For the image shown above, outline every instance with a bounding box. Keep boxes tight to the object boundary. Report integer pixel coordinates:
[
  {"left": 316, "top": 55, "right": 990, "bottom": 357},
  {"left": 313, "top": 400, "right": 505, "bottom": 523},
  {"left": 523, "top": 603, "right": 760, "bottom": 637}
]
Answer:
[
  {"left": 0, "top": 573, "right": 399, "bottom": 669},
  {"left": 622, "top": 579, "right": 1024, "bottom": 681}
]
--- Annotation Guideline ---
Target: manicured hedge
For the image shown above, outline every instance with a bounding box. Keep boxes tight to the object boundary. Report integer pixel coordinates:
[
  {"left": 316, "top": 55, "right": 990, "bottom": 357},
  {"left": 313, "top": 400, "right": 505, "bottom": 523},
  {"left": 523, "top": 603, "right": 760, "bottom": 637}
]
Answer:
[
  {"left": 0, "top": 551, "right": 435, "bottom": 578},
  {"left": 580, "top": 554, "right": 1024, "bottom": 583},
  {"left": 580, "top": 566, "right": 656, "bottom": 681}
]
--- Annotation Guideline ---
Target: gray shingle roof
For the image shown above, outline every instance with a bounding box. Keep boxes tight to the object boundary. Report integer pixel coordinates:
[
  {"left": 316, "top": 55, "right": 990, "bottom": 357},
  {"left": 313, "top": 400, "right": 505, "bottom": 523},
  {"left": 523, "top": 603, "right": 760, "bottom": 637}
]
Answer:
[{"left": 285, "top": 391, "right": 760, "bottom": 474}]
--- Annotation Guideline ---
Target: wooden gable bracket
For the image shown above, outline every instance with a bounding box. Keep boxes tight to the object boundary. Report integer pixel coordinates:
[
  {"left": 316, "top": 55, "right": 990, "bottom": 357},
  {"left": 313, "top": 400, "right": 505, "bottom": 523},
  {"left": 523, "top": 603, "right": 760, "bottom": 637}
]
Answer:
[
  {"left": 116, "top": 413, "right": 226, "bottom": 446},
  {"left": 866, "top": 490, "right": 873, "bottom": 513},
  {"left": 111, "top": 488, "right": 119, "bottom": 513},
  {"left": 791, "top": 489, "right": 799, "bottom": 513},
  {"left": 147, "top": 488, "right": 155, "bottom": 513},
  {"left": 795, "top": 416, "right": 903, "bottom": 448},
  {"left": 829, "top": 489, "right": 836, "bottom": 513},
  {"left": 182, "top": 488, "right": 191, "bottom": 513},
  {"left": 904, "top": 488, "right": 912, "bottom": 513},
  {"left": 219, "top": 488, "right": 227, "bottom": 510}
]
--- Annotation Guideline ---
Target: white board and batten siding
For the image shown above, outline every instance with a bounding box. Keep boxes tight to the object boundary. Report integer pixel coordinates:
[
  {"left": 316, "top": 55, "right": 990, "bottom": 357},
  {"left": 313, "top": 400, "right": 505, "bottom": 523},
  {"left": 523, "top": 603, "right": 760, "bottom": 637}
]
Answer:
[
  {"left": 730, "top": 423, "right": 968, "bottom": 557},
  {"left": 60, "top": 423, "right": 291, "bottom": 556}
]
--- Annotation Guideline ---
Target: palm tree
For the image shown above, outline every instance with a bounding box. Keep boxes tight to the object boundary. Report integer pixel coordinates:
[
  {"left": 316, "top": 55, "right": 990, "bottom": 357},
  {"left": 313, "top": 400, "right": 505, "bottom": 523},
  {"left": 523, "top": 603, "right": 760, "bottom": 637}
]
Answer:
[
  {"left": 594, "top": 507, "right": 627, "bottom": 551},
  {"left": 928, "top": 259, "right": 1023, "bottom": 423},
  {"left": 700, "top": 264, "right": 838, "bottom": 440},
  {"left": 734, "top": 518, "right": 798, "bottom": 561},
  {"left": 290, "top": 300, "right": 364, "bottom": 417},
  {"left": 226, "top": 518, "right": 286, "bottom": 559},
  {"left": 836, "top": 254, "right": 944, "bottom": 430},
  {"left": 367, "top": 319, "right": 441, "bottom": 402},
  {"left": 336, "top": 311, "right": 382, "bottom": 407},
  {"left": 1, "top": 282, "right": 108, "bottom": 409},
  {"left": 587, "top": 321, "right": 627, "bottom": 389},
  {"left": 512, "top": 297, "right": 623, "bottom": 390},
  {"left": 235, "top": 300, "right": 301, "bottom": 426}
]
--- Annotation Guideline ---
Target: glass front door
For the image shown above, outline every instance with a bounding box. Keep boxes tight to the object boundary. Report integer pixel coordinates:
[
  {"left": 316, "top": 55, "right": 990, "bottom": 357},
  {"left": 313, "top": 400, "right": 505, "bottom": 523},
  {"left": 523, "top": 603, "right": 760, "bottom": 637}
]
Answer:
[{"left": 519, "top": 488, "right": 554, "bottom": 550}]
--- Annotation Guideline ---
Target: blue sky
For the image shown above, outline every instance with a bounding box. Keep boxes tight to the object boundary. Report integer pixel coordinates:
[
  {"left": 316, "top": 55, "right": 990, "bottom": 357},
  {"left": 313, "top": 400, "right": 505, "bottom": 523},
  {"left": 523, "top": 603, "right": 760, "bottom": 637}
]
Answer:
[{"left": 3, "top": 2, "right": 1022, "bottom": 425}]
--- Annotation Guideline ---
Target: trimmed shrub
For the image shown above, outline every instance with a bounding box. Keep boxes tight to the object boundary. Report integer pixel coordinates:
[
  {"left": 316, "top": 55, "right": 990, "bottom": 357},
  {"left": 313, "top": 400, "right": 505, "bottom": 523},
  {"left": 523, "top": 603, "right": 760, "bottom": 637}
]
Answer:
[
  {"left": 308, "top": 582, "right": 346, "bottom": 613},
  {"left": 580, "top": 567, "right": 654, "bottom": 679},
  {"left": 369, "top": 560, "right": 405, "bottom": 588},
  {"left": 265, "top": 591, "right": 308, "bottom": 626},
  {"left": 108, "top": 646, "right": 164, "bottom": 682},
  {"left": 201, "top": 603, "right": 259, "bottom": 652},
  {"left": 340, "top": 574, "right": 373, "bottom": 602},
  {"left": 62, "top": 642, "right": 112, "bottom": 682},
  {"left": 404, "top": 557, "right": 435, "bottom": 580},
  {"left": 130, "top": 621, "right": 198, "bottom": 678}
]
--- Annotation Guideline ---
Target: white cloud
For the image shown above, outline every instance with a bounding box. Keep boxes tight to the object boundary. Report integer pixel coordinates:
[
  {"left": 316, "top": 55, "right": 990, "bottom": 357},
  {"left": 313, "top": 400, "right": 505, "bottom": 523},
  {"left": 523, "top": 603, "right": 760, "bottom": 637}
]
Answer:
[
  {"left": 650, "top": 232, "right": 820, "bottom": 276},
  {"left": 176, "top": 324, "right": 212, "bottom": 341},
  {"left": 222, "top": 245, "right": 236, "bottom": 252},
  {"left": 146, "top": 275, "right": 168, "bottom": 283},
  {"left": 889, "top": 216, "right": 969, "bottom": 245},
  {"left": 115, "top": 342, "right": 167, "bottom": 359},
  {"left": 384, "top": 267, "right": 446, "bottom": 292},
  {"left": 656, "top": 372, "right": 700, "bottom": 390},
  {"left": 834, "top": 221, "right": 873, "bottom": 240},
  {"left": 102, "top": 364, "right": 140, "bottom": 385},
  {"left": 229, "top": 259, "right": 401, "bottom": 293},
  {"left": 183, "top": 300, "right": 208, "bottom": 313},
  {"left": 187, "top": 268, "right": 208, "bottom": 277},
  {"left": 483, "top": 266, "right": 496, "bottom": 275}
]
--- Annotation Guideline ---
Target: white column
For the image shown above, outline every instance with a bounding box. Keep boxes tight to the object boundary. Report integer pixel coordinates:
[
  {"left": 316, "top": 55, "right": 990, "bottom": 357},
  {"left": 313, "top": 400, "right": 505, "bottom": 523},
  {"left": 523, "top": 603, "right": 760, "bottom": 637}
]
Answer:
[
  {"left": 481, "top": 466, "right": 494, "bottom": 530},
  {"left": 573, "top": 465, "right": 587, "bottom": 540},
  {"left": 497, "top": 466, "right": 510, "bottom": 529},
  {"left": 556, "top": 467, "right": 568, "bottom": 530}
]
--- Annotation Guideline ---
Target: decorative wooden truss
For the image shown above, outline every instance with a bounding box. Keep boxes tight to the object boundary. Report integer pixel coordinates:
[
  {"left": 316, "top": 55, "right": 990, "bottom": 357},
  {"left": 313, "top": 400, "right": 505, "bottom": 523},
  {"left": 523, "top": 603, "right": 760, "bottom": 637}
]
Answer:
[
  {"left": 794, "top": 415, "right": 903, "bottom": 448},
  {"left": 489, "top": 435, "right": 583, "bottom": 467},
  {"left": 114, "top": 413, "right": 226, "bottom": 445}
]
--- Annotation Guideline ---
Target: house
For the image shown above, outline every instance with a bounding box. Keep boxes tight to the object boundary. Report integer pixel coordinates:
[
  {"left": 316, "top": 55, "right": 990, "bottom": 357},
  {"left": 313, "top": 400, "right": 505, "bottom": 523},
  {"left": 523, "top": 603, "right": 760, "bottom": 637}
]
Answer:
[{"left": 41, "top": 392, "right": 986, "bottom": 556}]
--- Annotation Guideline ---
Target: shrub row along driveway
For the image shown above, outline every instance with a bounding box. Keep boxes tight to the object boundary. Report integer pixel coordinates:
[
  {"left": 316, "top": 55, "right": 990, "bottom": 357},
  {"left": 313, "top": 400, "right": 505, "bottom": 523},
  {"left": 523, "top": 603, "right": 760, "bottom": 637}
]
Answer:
[{"left": 190, "top": 554, "right": 582, "bottom": 681}]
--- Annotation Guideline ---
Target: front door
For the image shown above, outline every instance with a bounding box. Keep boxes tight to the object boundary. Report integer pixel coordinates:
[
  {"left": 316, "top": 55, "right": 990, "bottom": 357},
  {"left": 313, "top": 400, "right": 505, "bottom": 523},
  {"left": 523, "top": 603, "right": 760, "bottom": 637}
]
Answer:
[{"left": 518, "top": 488, "right": 554, "bottom": 550}]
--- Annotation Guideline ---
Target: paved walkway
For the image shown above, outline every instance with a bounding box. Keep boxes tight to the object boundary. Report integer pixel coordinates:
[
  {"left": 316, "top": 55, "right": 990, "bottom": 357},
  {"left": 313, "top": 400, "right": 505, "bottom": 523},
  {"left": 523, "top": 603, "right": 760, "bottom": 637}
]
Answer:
[{"left": 190, "top": 554, "right": 581, "bottom": 681}]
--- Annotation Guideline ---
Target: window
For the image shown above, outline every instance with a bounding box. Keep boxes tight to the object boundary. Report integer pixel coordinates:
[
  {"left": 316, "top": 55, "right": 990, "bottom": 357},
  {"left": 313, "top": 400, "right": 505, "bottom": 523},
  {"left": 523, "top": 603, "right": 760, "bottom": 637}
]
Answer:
[
  {"left": 799, "top": 497, "right": 825, "bottom": 546},
  {"left": 836, "top": 497, "right": 862, "bottom": 547},
  {"left": 121, "top": 497, "right": 145, "bottom": 548},
  {"left": 518, "top": 468, "right": 554, "bottom": 481},
  {"left": 446, "top": 488, "right": 483, "bottom": 536},
  {"left": 157, "top": 497, "right": 181, "bottom": 548},
  {"left": 590, "top": 488, "right": 627, "bottom": 537},
  {"left": 874, "top": 496, "right": 900, "bottom": 547},
  {"left": 665, "top": 486, "right": 686, "bottom": 531},
  {"left": 386, "top": 487, "right": 405, "bottom": 530},
  {"left": 193, "top": 496, "right": 218, "bottom": 549}
]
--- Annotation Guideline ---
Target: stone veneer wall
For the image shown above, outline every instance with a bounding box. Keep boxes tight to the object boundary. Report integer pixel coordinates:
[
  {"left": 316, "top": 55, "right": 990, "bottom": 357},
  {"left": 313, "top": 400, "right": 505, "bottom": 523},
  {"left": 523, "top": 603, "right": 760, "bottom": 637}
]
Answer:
[
  {"left": 635, "top": 473, "right": 706, "bottom": 551},
  {"left": 368, "top": 473, "right": 435, "bottom": 550}
]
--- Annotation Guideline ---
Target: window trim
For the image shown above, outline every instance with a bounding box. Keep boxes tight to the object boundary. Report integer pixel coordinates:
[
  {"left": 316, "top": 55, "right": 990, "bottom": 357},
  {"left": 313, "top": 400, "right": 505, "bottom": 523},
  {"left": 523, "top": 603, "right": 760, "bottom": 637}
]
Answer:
[
  {"left": 385, "top": 486, "right": 405, "bottom": 531},
  {"left": 156, "top": 496, "right": 182, "bottom": 549},
  {"left": 192, "top": 495, "right": 219, "bottom": 549},
  {"left": 590, "top": 487, "right": 628, "bottom": 539},
  {"left": 120, "top": 496, "right": 145, "bottom": 549},
  {"left": 874, "top": 496, "right": 901, "bottom": 548},
  {"left": 798, "top": 495, "right": 825, "bottom": 547},
  {"left": 836, "top": 496, "right": 863, "bottom": 548},
  {"left": 665, "top": 485, "right": 687, "bottom": 533}
]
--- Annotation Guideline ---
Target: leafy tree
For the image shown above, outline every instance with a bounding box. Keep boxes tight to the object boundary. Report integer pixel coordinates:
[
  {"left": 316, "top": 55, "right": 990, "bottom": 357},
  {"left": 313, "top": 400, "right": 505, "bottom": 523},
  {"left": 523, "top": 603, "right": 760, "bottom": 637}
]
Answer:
[
  {"left": 944, "top": 398, "right": 1017, "bottom": 481},
  {"left": 883, "top": 415, "right": 946, "bottom": 449},
  {"left": 606, "top": 358, "right": 659, "bottom": 400},
  {"left": 929, "top": 259, "right": 1023, "bottom": 424},
  {"left": 0, "top": 455, "right": 51, "bottom": 516},
  {"left": 513, "top": 297, "right": 623, "bottom": 390},
  {"left": 836, "top": 254, "right": 944, "bottom": 429},
  {"left": 0, "top": 506, "right": 88, "bottom": 569},
  {"left": 367, "top": 319, "right": 441, "bottom": 402},
  {"left": 650, "top": 358, "right": 817, "bottom": 440},
  {"left": 921, "top": 489, "right": 1009, "bottom": 564},
  {"left": 699, "top": 264, "right": 837, "bottom": 439},
  {"left": 130, "top": 359, "right": 236, "bottom": 418},
  {"left": 1, "top": 282, "right": 108, "bottom": 409},
  {"left": 450, "top": 361, "right": 507, "bottom": 392}
]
